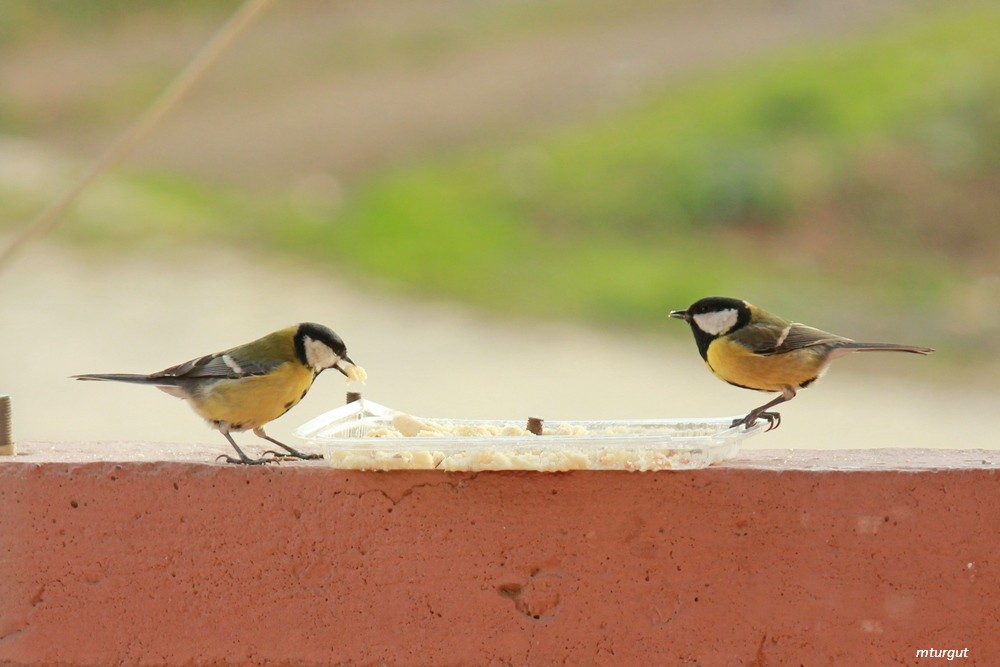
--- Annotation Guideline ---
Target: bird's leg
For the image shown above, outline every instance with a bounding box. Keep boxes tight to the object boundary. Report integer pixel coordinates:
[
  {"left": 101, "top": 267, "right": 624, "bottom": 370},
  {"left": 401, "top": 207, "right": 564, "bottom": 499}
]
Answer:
[
  {"left": 216, "top": 431, "right": 275, "bottom": 466},
  {"left": 732, "top": 387, "right": 796, "bottom": 432},
  {"left": 254, "top": 427, "right": 324, "bottom": 461}
]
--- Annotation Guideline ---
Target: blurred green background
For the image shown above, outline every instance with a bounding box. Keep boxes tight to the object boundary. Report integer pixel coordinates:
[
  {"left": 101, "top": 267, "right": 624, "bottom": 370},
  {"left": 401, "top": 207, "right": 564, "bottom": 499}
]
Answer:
[{"left": 2, "top": 0, "right": 998, "bottom": 366}]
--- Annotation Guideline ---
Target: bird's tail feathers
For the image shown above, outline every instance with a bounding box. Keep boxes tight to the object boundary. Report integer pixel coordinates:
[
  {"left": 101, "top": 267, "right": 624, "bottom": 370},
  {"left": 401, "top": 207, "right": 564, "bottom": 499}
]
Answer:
[
  {"left": 72, "top": 373, "right": 165, "bottom": 384},
  {"left": 837, "top": 342, "right": 934, "bottom": 355}
]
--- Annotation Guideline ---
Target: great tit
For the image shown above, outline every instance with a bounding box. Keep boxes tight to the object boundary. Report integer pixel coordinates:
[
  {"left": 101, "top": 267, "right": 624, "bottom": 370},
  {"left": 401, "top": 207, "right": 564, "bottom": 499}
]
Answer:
[
  {"left": 74, "top": 323, "right": 365, "bottom": 465},
  {"left": 669, "top": 297, "right": 933, "bottom": 431}
]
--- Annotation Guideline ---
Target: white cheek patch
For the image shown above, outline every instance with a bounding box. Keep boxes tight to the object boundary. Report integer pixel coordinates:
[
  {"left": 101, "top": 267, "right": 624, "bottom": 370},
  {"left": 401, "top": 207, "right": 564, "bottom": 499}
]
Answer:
[
  {"left": 303, "top": 335, "right": 339, "bottom": 371},
  {"left": 692, "top": 308, "right": 739, "bottom": 336}
]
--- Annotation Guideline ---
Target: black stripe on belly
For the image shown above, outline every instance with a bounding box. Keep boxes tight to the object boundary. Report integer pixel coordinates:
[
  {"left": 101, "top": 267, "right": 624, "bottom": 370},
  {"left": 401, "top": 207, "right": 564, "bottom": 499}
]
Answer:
[
  {"left": 723, "top": 376, "right": 817, "bottom": 392},
  {"left": 706, "top": 356, "right": 769, "bottom": 392},
  {"left": 723, "top": 378, "right": 770, "bottom": 392}
]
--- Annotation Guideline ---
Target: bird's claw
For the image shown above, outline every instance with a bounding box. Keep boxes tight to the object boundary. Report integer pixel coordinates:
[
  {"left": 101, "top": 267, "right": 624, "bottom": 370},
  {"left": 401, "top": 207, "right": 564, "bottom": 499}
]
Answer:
[
  {"left": 215, "top": 454, "right": 276, "bottom": 466},
  {"left": 731, "top": 411, "right": 782, "bottom": 432},
  {"left": 262, "top": 449, "right": 324, "bottom": 461}
]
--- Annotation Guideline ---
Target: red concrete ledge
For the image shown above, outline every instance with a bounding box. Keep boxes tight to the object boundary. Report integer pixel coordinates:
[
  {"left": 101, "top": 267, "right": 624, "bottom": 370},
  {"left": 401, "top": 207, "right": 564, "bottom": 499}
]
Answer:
[{"left": 1, "top": 444, "right": 998, "bottom": 666}]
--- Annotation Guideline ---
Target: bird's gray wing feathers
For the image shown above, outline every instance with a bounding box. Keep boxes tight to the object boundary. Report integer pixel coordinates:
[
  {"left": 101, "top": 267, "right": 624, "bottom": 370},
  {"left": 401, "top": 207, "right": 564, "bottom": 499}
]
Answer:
[
  {"left": 151, "top": 353, "right": 282, "bottom": 380},
  {"left": 755, "top": 322, "right": 850, "bottom": 356}
]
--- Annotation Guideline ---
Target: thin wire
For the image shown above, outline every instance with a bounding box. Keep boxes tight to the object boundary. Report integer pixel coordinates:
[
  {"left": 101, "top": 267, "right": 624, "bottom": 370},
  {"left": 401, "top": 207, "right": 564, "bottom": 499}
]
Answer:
[{"left": 0, "top": 0, "right": 275, "bottom": 276}]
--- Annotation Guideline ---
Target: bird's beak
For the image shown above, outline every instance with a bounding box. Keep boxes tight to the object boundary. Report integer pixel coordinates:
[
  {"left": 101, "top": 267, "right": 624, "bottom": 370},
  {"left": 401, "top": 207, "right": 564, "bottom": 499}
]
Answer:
[
  {"left": 669, "top": 309, "right": 690, "bottom": 322},
  {"left": 335, "top": 356, "right": 367, "bottom": 383}
]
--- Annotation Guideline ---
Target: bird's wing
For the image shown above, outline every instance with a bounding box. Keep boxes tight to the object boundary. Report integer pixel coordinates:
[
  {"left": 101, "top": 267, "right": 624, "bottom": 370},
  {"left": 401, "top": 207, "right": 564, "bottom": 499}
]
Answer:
[
  {"left": 150, "top": 352, "right": 283, "bottom": 380},
  {"left": 753, "top": 322, "right": 850, "bottom": 356}
]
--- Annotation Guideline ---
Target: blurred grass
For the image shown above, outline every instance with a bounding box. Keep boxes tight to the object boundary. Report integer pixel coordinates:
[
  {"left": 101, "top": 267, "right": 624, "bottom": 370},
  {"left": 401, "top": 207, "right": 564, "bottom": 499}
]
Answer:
[
  {"left": 266, "top": 5, "right": 1000, "bottom": 341},
  {"left": 0, "top": 0, "right": 671, "bottom": 49},
  {"left": 0, "top": 1, "right": 237, "bottom": 46},
  {"left": 2, "top": 4, "right": 999, "bottom": 362},
  {"left": 0, "top": 0, "right": 680, "bottom": 136}
]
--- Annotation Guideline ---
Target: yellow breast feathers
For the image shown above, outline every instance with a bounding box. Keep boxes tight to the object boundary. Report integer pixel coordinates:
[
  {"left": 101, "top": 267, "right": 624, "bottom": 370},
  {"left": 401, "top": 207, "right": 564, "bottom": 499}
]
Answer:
[
  {"left": 189, "top": 362, "right": 315, "bottom": 430},
  {"left": 706, "top": 336, "right": 826, "bottom": 392}
]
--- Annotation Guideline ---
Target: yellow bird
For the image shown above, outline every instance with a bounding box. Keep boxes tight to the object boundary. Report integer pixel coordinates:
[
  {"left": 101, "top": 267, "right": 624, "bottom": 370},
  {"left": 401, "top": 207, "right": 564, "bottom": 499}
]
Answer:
[
  {"left": 669, "top": 297, "right": 933, "bottom": 430},
  {"left": 74, "top": 323, "right": 365, "bottom": 464}
]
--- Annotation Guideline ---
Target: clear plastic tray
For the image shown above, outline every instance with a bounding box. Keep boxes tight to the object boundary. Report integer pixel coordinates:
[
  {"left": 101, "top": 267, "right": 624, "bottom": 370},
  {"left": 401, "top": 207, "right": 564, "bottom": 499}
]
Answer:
[{"left": 295, "top": 399, "right": 765, "bottom": 471}]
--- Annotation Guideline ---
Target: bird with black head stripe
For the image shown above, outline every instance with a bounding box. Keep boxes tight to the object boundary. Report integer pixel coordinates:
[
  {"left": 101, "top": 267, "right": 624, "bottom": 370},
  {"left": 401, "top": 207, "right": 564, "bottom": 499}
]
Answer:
[
  {"left": 670, "top": 297, "right": 933, "bottom": 431},
  {"left": 74, "top": 323, "right": 365, "bottom": 464}
]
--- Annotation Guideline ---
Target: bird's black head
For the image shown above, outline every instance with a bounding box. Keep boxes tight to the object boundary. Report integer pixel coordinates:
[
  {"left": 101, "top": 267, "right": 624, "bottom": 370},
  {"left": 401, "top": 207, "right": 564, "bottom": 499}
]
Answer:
[
  {"left": 669, "top": 297, "right": 751, "bottom": 360},
  {"left": 294, "top": 322, "right": 350, "bottom": 373}
]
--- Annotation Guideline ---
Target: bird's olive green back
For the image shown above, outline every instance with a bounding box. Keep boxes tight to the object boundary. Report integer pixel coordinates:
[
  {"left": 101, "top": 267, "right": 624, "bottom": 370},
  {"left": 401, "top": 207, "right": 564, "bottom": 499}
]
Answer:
[{"left": 223, "top": 325, "right": 300, "bottom": 365}]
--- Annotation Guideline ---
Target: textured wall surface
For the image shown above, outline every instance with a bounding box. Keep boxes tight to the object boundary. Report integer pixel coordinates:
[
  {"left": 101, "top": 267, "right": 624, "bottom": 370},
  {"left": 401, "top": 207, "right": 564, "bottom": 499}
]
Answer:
[{"left": 1, "top": 445, "right": 998, "bottom": 666}]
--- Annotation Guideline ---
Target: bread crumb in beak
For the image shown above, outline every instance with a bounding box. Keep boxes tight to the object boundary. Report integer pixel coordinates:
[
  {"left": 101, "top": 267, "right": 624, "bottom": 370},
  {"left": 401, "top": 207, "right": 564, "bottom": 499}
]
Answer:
[{"left": 341, "top": 362, "right": 367, "bottom": 384}]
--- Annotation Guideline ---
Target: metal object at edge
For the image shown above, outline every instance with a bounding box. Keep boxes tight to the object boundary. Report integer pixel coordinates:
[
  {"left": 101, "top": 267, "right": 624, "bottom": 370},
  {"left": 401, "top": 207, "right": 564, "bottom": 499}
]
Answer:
[{"left": 0, "top": 394, "right": 15, "bottom": 455}]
